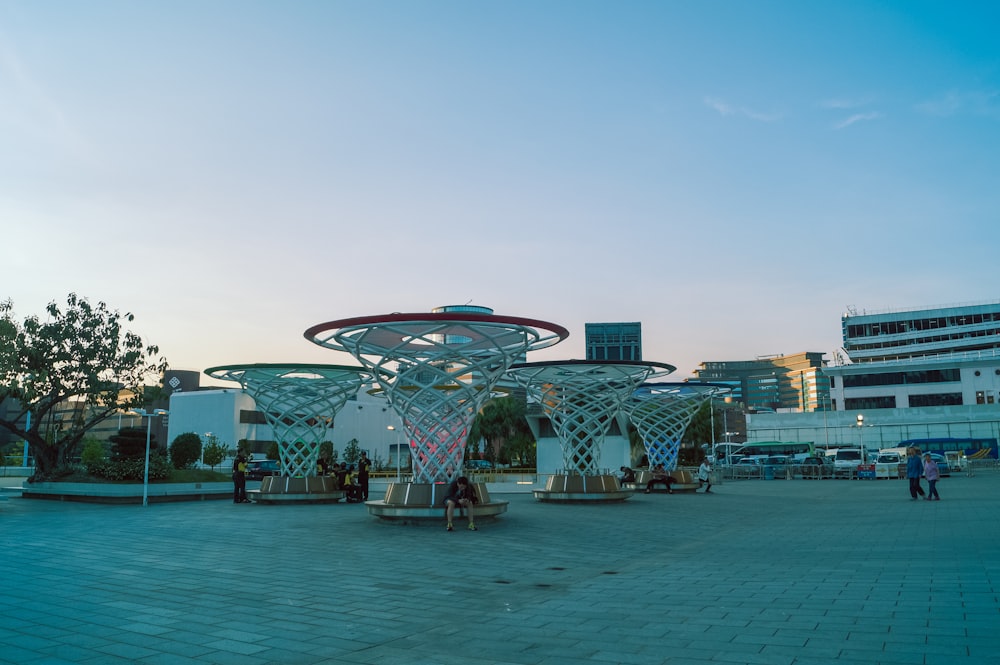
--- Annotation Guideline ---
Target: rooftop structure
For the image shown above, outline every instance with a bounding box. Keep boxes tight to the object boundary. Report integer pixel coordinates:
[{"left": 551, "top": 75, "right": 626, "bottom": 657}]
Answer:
[
  {"left": 585, "top": 322, "right": 642, "bottom": 361},
  {"left": 841, "top": 300, "right": 1000, "bottom": 363}
]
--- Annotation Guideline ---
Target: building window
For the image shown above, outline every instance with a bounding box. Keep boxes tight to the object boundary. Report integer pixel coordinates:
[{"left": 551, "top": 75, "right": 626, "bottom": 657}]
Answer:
[
  {"left": 844, "top": 396, "right": 896, "bottom": 410},
  {"left": 239, "top": 410, "right": 268, "bottom": 424},
  {"left": 909, "top": 393, "right": 963, "bottom": 407}
]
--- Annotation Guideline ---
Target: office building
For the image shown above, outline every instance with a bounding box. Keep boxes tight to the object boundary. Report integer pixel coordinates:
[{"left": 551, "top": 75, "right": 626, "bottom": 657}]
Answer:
[
  {"left": 694, "top": 352, "right": 829, "bottom": 412},
  {"left": 585, "top": 322, "right": 642, "bottom": 361}
]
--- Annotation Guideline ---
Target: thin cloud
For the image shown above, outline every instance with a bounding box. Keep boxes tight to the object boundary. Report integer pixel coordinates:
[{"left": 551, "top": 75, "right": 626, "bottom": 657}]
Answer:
[
  {"left": 916, "top": 90, "right": 1000, "bottom": 118},
  {"left": 819, "top": 97, "right": 872, "bottom": 110},
  {"left": 704, "top": 96, "right": 783, "bottom": 122},
  {"left": 833, "top": 112, "right": 882, "bottom": 130}
]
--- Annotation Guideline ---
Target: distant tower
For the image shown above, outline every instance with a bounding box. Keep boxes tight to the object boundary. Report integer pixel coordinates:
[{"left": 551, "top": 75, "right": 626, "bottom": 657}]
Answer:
[{"left": 585, "top": 322, "right": 642, "bottom": 361}]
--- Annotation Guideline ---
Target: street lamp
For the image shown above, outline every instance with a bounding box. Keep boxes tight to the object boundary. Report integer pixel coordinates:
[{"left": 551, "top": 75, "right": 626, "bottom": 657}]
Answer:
[
  {"left": 387, "top": 425, "right": 401, "bottom": 481},
  {"left": 856, "top": 414, "right": 866, "bottom": 466},
  {"left": 131, "top": 408, "right": 169, "bottom": 507}
]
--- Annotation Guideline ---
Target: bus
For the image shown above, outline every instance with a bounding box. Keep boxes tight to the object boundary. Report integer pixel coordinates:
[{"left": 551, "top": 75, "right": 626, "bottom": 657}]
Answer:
[
  {"left": 731, "top": 441, "right": 815, "bottom": 462},
  {"left": 705, "top": 443, "right": 746, "bottom": 465},
  {"left": 897, "top": 438, "right": 998, "bottom": 460}
]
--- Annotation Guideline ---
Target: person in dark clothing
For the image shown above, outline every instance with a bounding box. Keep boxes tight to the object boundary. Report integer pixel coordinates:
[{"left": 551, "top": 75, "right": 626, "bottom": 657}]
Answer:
[
  {"left": 337, "top": 463, "right": 361, "bottom": 502},
  {"left": 357, "top": 451, "right": 371, "bottom": 501},
  {"left": 906, "top": 447, "right": 925, "bottom": 500},
  {"left": 644, "top": 463, "right": 674, "bottom": 494},
  {"left": 619, "top": 466, "right": 636, "bottom": 485},
  {"left": 232, "top": 453, "right": 249, "bottom": 503},
  {"left": 444, "top": 476, "right": 478, "bottom": 531}
]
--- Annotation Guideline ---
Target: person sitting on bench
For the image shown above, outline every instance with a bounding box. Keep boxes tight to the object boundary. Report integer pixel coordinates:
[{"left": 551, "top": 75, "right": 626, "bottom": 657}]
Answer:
[
  {"left": 619, "top": 466, "right": 636, "bottom": 485},
  {"left": 644, "top": 463, "right": 674, "bottom": 494}
]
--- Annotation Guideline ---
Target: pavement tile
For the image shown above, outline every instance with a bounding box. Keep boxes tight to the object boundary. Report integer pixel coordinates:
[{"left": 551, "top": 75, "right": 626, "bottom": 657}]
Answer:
[{"left": 3, "top": 473, "right": 1000, "bottom": 663}]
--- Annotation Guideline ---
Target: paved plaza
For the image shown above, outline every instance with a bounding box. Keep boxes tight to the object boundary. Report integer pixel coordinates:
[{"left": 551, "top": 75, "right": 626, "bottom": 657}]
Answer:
[{"left": 2, "top": 473, "right": 999, "bottom": 665}]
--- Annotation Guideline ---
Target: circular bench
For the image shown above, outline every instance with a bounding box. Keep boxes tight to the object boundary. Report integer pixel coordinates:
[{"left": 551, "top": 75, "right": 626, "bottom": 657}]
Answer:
[
  {"left": 365, "top": 482, "right": 508, "bottom": 525},
  {"left": 533, "top": 474, "right": 633, "bottom": 503},
  {"left": 631, "top": 469, "right": 700, "bottom": 493}
]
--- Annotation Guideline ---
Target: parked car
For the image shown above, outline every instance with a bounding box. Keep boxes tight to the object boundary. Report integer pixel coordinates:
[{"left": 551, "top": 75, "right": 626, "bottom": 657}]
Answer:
[
  {"left": 763, "top": 456, "right": 791, "bottom": 479},
  {"left": 799, "top": 456, "right": 834, "bottom": 479},
  {"left": 833, "top": 449, "right": 863, "bottom": 477},
  {"left": 465, "top": 459, "right": 493, "bottom": 470},
  {"left": 246, "top": 459, "right": 280, "bottom": 480}
]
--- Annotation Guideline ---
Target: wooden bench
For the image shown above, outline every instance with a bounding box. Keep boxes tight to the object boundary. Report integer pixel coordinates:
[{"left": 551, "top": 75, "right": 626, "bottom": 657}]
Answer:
[{"left": 627, "top": 469, "right": 700, "bottom": 493}]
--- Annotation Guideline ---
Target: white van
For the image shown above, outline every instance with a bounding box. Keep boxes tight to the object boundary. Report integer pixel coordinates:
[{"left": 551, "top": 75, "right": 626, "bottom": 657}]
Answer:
[{"left": 833, "top": 448, "right": 863, "bottom": 477}]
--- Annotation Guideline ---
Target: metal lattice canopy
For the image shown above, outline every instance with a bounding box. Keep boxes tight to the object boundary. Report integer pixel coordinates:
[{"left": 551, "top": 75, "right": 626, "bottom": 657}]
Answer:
[
  {"left": 304, "top": 313, "right": 568, "bottom": 483},
  {"left": 507, "top": 360, "right": 675, "bottom": 476},
  {"left": 204, "top": 364, "right": 374, "bottom": 478},
  {"left": 621, "top": 382, "right": 731, "bottom": 470}
]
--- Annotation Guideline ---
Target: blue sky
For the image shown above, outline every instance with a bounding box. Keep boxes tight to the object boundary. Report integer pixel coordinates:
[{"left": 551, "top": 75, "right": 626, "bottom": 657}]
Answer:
[{"left": 2, "top": 1, "right": 998, "bottom": 383}]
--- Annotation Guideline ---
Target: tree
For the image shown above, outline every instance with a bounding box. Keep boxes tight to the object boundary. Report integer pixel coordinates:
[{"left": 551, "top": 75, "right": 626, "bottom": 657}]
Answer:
[
  {"left": 110, "top": 427, "right": 156, "bottom": 460},
  {"left": 0, "top": 294, "right": 168, "bottom": 480},
  {"left": 343, "top": 438, "right": 361, "bottom": 464},
  {"left": 319, "top": 441, "right": 339, "bottom": 464},
  {"left": 680, "top": 401, "right": 717, "bottom": 466},
  {"left": 169, "top": 432, "right": 202, "bottom": 469},
  {"left": 468, "top": 396, "right": 534, "bottom": 465},
  {"left": 202, "top": 434, "right": 227, "bottom": 471}
]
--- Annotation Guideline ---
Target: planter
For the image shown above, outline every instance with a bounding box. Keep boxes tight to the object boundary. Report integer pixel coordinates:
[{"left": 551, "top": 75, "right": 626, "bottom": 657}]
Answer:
[{"left": 20, "top": 480, "right": 233, "bottom": 504}]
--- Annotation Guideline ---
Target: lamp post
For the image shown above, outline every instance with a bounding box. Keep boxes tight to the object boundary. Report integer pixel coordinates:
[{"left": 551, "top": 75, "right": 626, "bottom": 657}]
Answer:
[
  {"left": 131, "top": 408, "right": 168, "bottom": 507},
  {"left": 387, "top": 425, "right": 400, "bottom": 481},
  {"left": 856, "top": 413, "right": 865, "bottom": 467}
]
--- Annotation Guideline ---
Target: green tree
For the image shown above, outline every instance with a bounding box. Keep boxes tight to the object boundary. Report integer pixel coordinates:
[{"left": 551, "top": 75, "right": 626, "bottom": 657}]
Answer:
[
  {"left": 202, "top": 435, "right": 227, "bottom": 470},
  {"left": 343, "top": 438, "right": 361, "bottom": 464},
  {"left": 680, "top": 401, "right": 718, "bottom": 465},
  {"left": 468, "top": 396, "right": 534, "bottom": 465},
  {"left": 627, "top": 422, "right": 645, "bottom": 467},
  {"left": 169, "top": 432, "right": 202, "bottom": 469},
  {"left": 504, "top": 430, "right": 536, "bottom": 467},
  {"left": 80, "top": 437, "right": 107, "bottom": 468},
  {"left": 110, "top": 427, "right": 156, "bottom": 460},
  {"left": 0, "top": 294, "right": 167, "bottom": 480}
]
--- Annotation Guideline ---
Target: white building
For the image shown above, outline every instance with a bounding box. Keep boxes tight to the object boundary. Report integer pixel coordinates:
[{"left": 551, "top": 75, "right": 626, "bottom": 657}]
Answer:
[
  {"left": 747, "top": 301, "right": 1000, "bottom": 454},
  {"left": 166, "top": 387, "right": 405, "bottom": 465}
]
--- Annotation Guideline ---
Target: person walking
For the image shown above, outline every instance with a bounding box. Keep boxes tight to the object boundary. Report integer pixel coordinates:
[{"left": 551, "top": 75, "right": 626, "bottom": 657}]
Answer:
[
  {"left": 923, "top": 453, "right": 941, "bottom": 501},
  {"left": 906, "top": 447, "right": 925, "bottom": 501},
  {"left": 698, "top": 459, "right": 713, "bottom": 493}
]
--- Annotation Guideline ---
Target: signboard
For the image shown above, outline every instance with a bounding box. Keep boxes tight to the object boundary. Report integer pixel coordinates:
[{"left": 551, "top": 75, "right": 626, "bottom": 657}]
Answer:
[{"left": 857, "top": 464, "right": 876, "bottom": 480}]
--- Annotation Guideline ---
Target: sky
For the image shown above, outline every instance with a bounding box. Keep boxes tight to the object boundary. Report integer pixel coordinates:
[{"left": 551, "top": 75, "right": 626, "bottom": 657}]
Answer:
[{"left": 2, "top": 0, "right": 999, "bottom": 386}]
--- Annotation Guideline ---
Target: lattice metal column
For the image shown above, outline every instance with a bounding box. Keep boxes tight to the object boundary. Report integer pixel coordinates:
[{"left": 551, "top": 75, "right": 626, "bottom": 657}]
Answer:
[
  {"left": 305, "top": 313, "right": 567, "bottom": 483},
  {"left": 205, "top": 364, "right": 372, "bottom": 477},
  {"left": 507, "top": 361, "right": 674, "bottom": 476},
  {"left": 621, "top": 383, "right": 730, "bottom": 470}
]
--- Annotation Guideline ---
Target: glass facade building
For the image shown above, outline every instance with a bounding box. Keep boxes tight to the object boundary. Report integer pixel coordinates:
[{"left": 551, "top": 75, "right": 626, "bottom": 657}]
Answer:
[{"left": 584, "top": 322, "right": 642, "bottom": 361}]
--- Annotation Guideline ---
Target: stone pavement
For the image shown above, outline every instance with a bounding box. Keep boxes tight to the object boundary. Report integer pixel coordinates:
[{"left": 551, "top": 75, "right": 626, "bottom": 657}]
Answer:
[{"left": 2, "top": 473, "right": 999, "bottom": 665}]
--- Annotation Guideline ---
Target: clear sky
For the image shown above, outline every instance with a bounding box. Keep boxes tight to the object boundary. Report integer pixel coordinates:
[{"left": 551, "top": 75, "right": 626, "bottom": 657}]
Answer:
[{"left": 2, "top": 1, "right": 998, "bottom": 384}]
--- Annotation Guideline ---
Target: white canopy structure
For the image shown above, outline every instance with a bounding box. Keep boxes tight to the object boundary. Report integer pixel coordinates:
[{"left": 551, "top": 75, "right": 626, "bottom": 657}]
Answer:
[
  {"left": 507, "top": 360, "right": 675, "bottom": 477},
  {"left": 204, "top": 364, "right": 373, "bottom": 479},
  {"left": 304, "top": 312, "right": 567, "bottom": 484},
  {"left": 622, "top": 382, "right": 731, "bottom": 470}
]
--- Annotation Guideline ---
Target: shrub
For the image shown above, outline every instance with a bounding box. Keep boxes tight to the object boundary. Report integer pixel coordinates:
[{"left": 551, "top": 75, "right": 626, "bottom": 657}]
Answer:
[
  {"left": 169, "top": 432, "right": 202, "bottom": 469},
  {"left": 87, "top": 453, "right": 170, "bottom": 481},
  {"left": 80, "top": 438, "right": 107, "bottom": 470}
]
